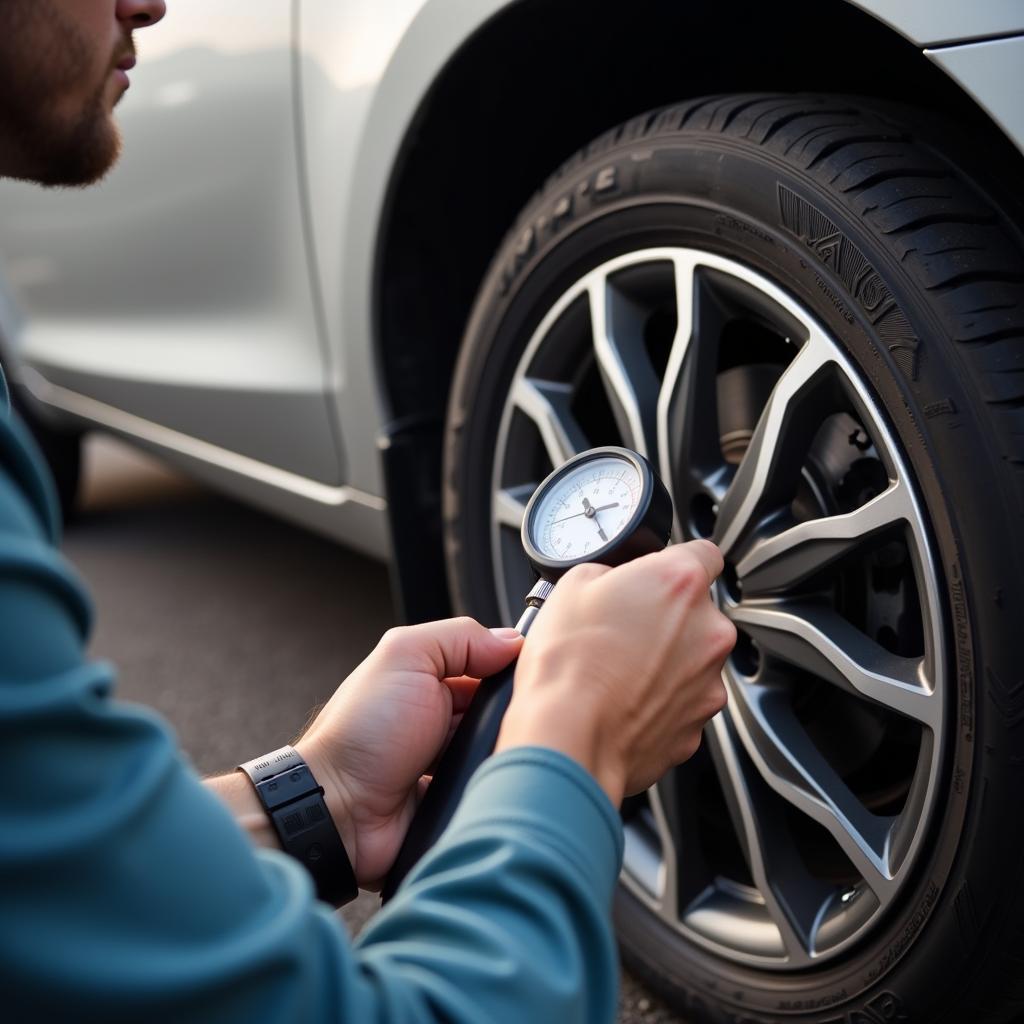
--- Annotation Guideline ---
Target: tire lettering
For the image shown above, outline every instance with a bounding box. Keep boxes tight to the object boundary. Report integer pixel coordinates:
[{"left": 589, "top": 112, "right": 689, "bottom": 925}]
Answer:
[
  {"left": 551, "top": 194, "right": 573, "bottom": 227},
  {"left": 594, "top": 165, "right": 618, "bottom": 194},
  {"left": 949, "top": 563, "right": 974, "bottom": 741},
  {"left": 819, "top": 991, "right": 908, "bottom": 1023},
  {"left": 868, "top": 992, "right": 909, "bottom": 1021},
  {"left": 498, "top": 225, "right": 538, "bottom": 296},
  {"left": 513, "top": 226, "right": 535, "bottom": 262},
  {"left": 714, "top": 213, "right": 776, "bottom": 246},
  {"left": 778, "top": 989, "right": 849, "bottom": 1011},
  {"left": 777, "top": 183, "right": 919, "bottom": 381},
  {"left": 497, "top": 163, "right": 625, "bottom": 296},
  {"left": 813, "top": 272, "right": 856, "bottom": 324},
  {"left": 923, "top": 398, "right": 956, "bottom": 418},
  {"left": 866, "top": 881, "right": 939, "bottom": 982}
]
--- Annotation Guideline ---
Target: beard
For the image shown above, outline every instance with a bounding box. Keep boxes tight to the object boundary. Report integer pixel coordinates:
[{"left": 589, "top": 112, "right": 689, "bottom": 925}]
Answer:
[
  {"left": 0, "top": 0, "right": 126, "bottom": 187},
  {"left": 6, "top": 81, "right": 123, "bottom": 188}
]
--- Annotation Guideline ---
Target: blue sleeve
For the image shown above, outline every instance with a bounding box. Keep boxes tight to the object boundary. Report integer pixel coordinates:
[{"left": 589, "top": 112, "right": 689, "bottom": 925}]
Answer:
[{"left": 0, "top": 405, "right": 624, "bottom": 1024}]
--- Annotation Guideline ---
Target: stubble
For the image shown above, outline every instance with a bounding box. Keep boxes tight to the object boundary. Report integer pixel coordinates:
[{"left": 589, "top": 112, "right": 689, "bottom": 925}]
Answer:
[{"left": 0, "top": 0, "right": 125, "bottom": 187}]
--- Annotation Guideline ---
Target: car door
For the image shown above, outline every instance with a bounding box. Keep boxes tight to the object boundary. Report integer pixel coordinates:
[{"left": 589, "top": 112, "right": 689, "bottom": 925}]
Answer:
[{"left": 0, "top": 0, "right": 343, "bottom": 484}]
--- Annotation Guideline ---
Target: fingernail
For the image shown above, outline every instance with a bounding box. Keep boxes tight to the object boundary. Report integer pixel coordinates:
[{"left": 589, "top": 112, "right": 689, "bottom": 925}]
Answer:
[{"left": 490, "top": 627, "right": 522, "bottom": 640}]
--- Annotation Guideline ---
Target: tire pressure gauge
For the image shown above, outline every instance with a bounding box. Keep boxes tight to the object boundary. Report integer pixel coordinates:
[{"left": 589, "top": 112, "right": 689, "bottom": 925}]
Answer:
[
  {"left": 522, "top": 446, "right": 673, "bottom": 579},
  {"left": 382, "top": 446, "right": 674, "bottom": 901}
]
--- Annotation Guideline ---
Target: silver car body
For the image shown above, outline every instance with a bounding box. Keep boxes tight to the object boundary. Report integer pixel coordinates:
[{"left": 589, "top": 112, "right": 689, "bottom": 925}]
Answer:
[{"left": 0, "top": 0, "right": 1022, "bottom": 565}]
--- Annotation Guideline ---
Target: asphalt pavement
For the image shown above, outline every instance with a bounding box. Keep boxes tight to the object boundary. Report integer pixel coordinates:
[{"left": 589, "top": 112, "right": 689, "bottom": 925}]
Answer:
[{"left": 62, "top": 434, "right": 686, "bottom": 1024}]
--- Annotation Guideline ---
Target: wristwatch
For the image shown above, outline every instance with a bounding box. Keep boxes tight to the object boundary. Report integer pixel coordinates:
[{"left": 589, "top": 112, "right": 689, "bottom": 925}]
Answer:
[{"left": 237, "top": 745, "right": 358, "bottom": 906}]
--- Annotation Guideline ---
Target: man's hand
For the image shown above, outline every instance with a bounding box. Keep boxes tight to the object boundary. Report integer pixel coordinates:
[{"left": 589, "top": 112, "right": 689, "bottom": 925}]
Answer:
[
  {"left": 296, "top": 618, "right": 523, "bottom": 890},
  {"left": 497, "top": 540, "right": 735, "bottom": 805},
  {"left": 216, "top": 542, "right": 732, "bottom": 889}
]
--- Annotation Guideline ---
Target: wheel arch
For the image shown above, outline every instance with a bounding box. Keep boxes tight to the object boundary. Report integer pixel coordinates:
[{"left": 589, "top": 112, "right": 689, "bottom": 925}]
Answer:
[{"left": 374, "top": 0, "right": 1024, "bottom": 622}]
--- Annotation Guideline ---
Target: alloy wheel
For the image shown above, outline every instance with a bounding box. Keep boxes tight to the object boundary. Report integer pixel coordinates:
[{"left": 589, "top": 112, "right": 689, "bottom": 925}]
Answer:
[{"left": 489, "top": 247, "right": 947, "bottom": 968}]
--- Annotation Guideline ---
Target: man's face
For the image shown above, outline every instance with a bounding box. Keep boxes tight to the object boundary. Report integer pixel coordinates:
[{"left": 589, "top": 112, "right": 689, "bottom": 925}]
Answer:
[{"left": 0, "top": 0, "right": 166, "bottom": 187}]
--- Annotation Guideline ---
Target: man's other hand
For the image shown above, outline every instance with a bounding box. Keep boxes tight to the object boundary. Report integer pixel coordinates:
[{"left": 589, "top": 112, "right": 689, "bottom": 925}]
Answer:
[{"left": 297, "top": 618, "right": 523, "bottom": 890}]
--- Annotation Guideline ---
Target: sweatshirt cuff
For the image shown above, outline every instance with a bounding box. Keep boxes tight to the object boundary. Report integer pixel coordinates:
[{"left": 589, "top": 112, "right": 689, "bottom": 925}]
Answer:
[{"left": 444, "top": 746, "right": 624, "bottom": 893}]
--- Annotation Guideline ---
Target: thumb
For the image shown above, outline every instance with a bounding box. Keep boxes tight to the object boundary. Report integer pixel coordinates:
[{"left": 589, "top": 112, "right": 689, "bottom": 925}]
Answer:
[{"left": 390, "top": 616, "right": 523, "bottom": 680}]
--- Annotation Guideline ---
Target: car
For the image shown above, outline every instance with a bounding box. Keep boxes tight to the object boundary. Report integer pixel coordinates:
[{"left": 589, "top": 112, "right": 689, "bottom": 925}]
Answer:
[{"left": 2, "top": 1, "right": 1023, "bottom": 1020}]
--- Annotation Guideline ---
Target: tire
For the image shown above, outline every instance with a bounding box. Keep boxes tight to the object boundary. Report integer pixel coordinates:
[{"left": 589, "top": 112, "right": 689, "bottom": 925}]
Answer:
[{"left": 444, "top": 94, "right": 1024, "bottom": 1023}]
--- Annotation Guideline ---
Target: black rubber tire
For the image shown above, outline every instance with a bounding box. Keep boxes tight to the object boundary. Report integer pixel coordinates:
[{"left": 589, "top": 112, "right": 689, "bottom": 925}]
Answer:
[{"left": 443, "top": 93, "right": 1024, "bottom": 1023}]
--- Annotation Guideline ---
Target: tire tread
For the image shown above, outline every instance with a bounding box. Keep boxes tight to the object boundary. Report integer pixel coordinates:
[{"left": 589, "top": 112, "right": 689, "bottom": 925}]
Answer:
[{"left": 513, "top": 92, "right": 1024, "bottom": 481}]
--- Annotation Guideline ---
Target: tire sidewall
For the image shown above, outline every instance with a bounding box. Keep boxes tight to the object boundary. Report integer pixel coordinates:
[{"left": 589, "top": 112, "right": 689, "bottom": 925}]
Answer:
[{"left": 445, "top": 133, "right": 1021, "bottom": 1022}]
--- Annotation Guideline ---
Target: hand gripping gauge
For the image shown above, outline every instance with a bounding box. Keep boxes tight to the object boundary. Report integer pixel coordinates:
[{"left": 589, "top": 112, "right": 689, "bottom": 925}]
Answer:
[{"left": 381, "top": 447, "right": 672, "bottom": 900}]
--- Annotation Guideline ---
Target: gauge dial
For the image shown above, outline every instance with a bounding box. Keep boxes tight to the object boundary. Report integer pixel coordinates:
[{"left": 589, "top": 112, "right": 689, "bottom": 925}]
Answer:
[
  {"left": 531, "top": 456, "right": 642, "bottom": 560},
  {"left": 521, "top": 446, "right": 672, "bottom": 580}
]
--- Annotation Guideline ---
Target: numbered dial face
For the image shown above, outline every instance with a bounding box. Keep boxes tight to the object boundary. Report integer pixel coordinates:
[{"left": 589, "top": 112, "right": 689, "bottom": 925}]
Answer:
[{"left": 530, "top": 456, "right": 643, "bottom": 561}]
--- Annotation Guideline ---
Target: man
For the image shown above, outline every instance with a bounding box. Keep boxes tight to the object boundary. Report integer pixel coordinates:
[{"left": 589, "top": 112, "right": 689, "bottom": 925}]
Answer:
[{"left": 0, "top": 3, "right": 736, "bottom": 1021}]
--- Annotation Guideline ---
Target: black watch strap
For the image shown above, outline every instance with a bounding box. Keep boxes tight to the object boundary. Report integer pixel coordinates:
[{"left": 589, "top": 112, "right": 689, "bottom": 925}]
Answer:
[{"left": 237, "top": 745, "right": 358, "bottom": 907}]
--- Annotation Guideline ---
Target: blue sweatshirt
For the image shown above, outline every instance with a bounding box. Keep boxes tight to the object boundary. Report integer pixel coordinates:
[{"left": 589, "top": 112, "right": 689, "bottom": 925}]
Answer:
[{"left": 0, "top": 375, "right": 624, "bottom": 1023}]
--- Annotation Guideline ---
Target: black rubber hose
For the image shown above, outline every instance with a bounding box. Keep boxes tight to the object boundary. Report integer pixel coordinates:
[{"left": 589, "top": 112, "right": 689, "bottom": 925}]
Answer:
[{"left": 381, "top": 660, "right": 518, "bottom": 901}]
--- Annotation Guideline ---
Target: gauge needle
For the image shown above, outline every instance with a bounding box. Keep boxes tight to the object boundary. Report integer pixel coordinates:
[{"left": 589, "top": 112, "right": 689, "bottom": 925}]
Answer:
[
  {"left": 551, "top": 501, "right": 619, "bottom": 524},
  {"left": 582, "top": 497, "right": 609, "bottom": 543}
]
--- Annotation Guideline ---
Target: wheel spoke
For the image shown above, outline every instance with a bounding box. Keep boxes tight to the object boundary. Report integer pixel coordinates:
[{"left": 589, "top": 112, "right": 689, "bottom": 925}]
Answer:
[
  {"left": 714, "top": 331, "right": 834, "bottom": 557},
  {"left": 646, "top": 778, "right": 681, "bottom": 921},
  {"left": 657, "top": 259, "right": 733, "bottom": 531},
  {"left": 511, "top": 377, "right": 588, "bottom": 469},
  {"left": 493, "top": 483, "right": 535, "bottom": 530},
  {"left": 588, "top": 275, "right": 659, "bottom": 459},
  {"left": 721, "top": 666, "right": 898, "bottom": 903},
  {"left": 644, "top": 762, "right": 717, "bottom": 923},
  {"left": 736, "top": 481, "right": 911, "bottom": 595},
  {"left": 728, "top": 601, "right": 936, "bottom": 728},
  {"left": 705, "top": 715, "right": 829, "bottom": 964}
]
